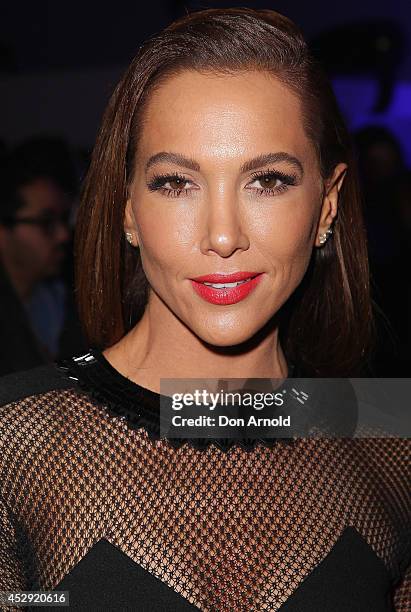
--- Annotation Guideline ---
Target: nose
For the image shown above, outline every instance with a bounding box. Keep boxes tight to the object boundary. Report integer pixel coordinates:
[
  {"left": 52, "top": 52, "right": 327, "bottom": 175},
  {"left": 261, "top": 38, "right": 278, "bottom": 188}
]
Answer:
[{"left": 199, "top": 190, "right": 250, "bottom": 257}]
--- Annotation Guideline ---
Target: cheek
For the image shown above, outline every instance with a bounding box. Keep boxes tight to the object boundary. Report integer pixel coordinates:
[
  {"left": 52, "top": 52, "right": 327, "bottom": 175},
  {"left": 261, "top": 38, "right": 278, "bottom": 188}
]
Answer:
[
  {"left": 247, "top": 192, "right": 319, "bottom": 306},
  {"left": 134, "top": 207, "right": 193, "bottom": 278},
  {"left": 22, "top": 232, "right": 52, "bottom": 259},
  {"left": 250, "top": 192, "right": 318, "bottom": 262},
  {"left": 11, "top": 230, "right": 42, "bottom": 262}
]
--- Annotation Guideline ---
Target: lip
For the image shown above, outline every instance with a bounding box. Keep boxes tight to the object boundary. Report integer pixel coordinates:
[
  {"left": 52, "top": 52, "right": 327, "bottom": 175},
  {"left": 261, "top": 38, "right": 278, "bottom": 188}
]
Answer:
[
  {"left": 190, "top": 272, "right": 264, "bottom": 305},
  {"left": 191, "top": 271, "right": 260, "bottom": 283}
]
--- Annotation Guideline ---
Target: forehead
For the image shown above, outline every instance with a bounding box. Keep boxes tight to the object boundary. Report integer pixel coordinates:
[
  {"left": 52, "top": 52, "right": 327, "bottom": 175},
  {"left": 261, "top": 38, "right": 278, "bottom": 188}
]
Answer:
[
  {"left": 18, "top": 178, "right": 70, "bottom": 214},
  {"left": 138, "top": 70, "right": 312, "bottom": 164}
]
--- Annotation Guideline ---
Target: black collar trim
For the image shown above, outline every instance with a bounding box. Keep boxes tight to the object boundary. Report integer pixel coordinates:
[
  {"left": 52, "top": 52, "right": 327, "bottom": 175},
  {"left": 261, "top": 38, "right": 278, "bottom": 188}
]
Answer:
[{"left": 57, "top": 348, "right": 299, "bottom": 452}]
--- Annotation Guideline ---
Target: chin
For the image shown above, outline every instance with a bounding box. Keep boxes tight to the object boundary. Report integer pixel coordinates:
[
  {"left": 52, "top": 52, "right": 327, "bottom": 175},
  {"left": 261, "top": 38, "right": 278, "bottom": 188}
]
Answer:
[{"left": 194, "top": 323, "right": 259, "bottom": 348}]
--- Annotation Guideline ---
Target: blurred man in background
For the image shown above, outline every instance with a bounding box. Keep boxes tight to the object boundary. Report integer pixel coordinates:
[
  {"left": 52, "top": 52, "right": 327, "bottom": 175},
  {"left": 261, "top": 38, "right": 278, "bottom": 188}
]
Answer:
[
  {"left": 0, "top": 137, "right": 86, "bottom": 376},
  {"left": 354, "top": 125, "right": 411, "bottom": 375}
]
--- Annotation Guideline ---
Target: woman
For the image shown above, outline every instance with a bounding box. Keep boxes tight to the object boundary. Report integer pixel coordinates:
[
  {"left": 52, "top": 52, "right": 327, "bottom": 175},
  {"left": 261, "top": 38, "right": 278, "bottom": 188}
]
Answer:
[{"left": 0, "top": 7, "right": 409, "bottom": 611}]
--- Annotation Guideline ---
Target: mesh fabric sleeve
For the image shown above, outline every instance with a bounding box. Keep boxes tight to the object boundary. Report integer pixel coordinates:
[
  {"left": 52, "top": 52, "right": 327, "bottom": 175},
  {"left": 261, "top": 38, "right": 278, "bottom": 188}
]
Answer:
[
  {"left": 0, "top": 494, "right": 27, "bottom": 611},
  {"left": 393, "top": 560, "right": 411, "bottom": 611}
]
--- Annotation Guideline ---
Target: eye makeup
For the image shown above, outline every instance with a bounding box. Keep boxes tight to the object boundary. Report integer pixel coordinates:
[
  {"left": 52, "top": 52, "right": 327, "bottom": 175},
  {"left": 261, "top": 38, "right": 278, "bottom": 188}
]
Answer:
[{"left": 146, "top": 168, "right": 299, "bottom": 198}]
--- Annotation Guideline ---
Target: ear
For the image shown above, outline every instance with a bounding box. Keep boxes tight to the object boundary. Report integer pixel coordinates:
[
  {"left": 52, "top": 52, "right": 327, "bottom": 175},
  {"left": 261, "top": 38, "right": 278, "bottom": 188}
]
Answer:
[
  {"left": 123, "top": 199, "right": 139, "bottom": 247},
  {"left": 315, "top": 162, "right": 348, "bottom": 247}
]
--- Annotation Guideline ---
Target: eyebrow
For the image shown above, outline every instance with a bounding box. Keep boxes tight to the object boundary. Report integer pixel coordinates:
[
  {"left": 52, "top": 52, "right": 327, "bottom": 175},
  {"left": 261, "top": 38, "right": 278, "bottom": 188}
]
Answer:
[{"left": 145, "top": 151, "right": 304, "bottom": 176}]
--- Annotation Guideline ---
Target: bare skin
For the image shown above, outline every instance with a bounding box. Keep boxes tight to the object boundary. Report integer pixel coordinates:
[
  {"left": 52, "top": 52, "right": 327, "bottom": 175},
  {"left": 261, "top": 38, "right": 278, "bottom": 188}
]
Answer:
[{"left": 104, "top": 70, "right": 347, "bottom": 392}]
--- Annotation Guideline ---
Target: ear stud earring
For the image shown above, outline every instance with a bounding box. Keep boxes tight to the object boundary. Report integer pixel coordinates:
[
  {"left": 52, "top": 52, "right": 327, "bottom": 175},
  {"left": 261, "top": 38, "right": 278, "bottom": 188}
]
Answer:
[
  {"left": 318, "top": 227, "right": 333, "bottom": 245},
  {"left": 125, "top": 232, "right": 134, "bottom": 245}
]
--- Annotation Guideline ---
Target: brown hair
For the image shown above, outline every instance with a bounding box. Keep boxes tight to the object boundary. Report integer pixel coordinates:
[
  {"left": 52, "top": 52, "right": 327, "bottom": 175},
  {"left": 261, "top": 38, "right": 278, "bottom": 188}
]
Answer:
[{"left": 75, "top": 7, "right": 376, "bottom": 376}]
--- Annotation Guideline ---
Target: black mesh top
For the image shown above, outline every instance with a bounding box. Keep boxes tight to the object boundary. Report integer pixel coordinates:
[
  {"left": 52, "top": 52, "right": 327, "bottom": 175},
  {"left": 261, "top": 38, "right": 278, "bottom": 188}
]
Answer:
[{"left": 0, "top": 349, "right": 410, "bottom": 611}]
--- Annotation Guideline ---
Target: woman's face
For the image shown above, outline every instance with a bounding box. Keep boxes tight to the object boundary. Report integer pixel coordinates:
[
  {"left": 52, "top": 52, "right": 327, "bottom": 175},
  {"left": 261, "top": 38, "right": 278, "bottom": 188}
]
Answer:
[{"left": 125, "top": 70, "right": 346, "bottom": 346}]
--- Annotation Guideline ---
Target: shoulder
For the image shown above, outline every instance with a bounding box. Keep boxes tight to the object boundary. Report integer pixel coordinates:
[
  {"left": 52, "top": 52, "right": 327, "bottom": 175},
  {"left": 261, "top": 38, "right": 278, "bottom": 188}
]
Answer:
[
  {"left": 0, "top": 362, "right": 77, "bottom": 409},
  {"left": 0, "top": 361, "right": 82, "bottom": 466}
]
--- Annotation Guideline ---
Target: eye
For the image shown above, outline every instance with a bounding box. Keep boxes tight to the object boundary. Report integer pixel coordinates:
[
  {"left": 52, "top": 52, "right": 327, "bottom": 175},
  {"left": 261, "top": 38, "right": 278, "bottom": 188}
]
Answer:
[
  {"left": 147, "top": 168, "right": 298, "bottom": 198},
  {"left": 246, "top": 169, "right": 298, "bottom": 196},
  {"left": 147, "top": 172, "right": 197, "bottom": 198}
]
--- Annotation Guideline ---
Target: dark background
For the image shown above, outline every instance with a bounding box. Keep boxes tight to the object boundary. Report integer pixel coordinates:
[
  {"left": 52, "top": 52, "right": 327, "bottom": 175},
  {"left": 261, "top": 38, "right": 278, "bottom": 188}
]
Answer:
[{"left": 0, "top": 1, "right": 410, "bottom": 154}]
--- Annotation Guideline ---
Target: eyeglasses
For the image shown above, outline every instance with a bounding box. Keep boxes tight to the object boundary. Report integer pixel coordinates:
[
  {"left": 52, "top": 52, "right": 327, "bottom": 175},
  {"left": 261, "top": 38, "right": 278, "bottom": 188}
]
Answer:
[{"left": 1, "top": 213, "right": 72, "bottom": 237}]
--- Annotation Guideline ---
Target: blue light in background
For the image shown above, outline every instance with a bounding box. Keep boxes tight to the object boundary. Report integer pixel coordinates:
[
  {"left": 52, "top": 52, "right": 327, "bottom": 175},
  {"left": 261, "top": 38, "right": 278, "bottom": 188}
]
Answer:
[{"left": 332, "top": 77, "right": 411, "bottom": 167}]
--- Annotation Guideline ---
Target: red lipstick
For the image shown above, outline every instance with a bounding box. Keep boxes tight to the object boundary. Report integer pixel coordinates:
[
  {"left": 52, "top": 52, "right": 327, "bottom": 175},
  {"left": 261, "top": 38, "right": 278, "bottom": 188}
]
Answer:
[{"left": 190, "top": 271, "right": 263, "bottom": 305}]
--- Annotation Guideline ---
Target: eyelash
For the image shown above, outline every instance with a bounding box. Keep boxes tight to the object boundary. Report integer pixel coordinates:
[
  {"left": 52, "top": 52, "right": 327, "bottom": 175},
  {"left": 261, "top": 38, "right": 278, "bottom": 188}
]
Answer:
[{"left": 146, "top": 169, "right": 298, "bottom": 198}]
